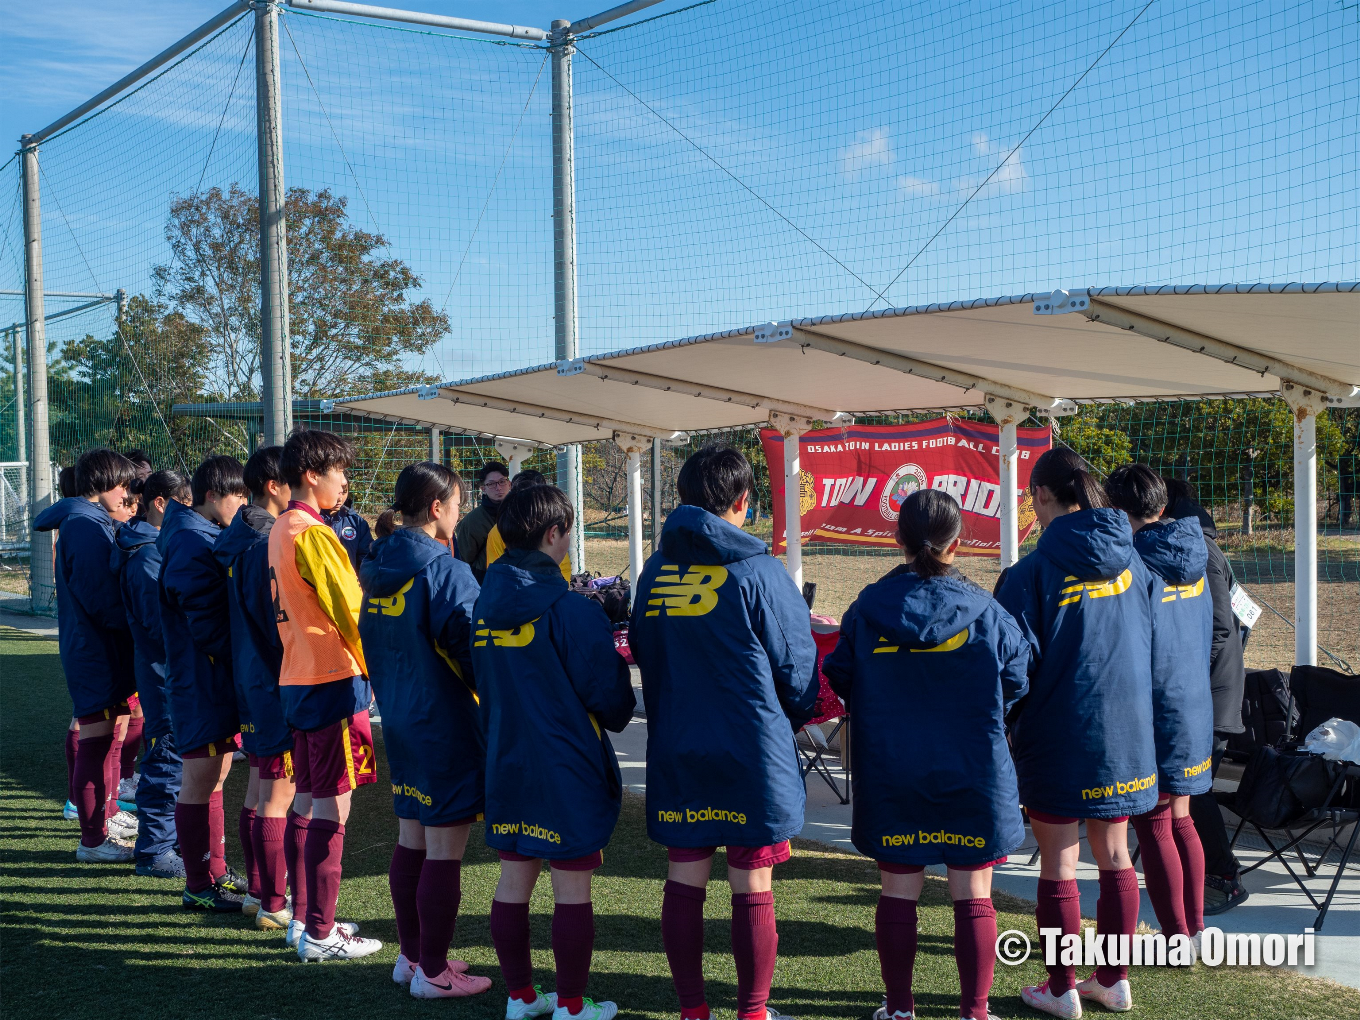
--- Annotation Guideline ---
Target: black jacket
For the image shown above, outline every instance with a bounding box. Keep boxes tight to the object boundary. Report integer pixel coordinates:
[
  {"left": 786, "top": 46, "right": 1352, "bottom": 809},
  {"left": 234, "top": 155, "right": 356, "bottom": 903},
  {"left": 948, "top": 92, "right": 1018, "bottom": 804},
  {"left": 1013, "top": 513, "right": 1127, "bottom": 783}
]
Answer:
[{"left": 454, "top": 496, "right": 501, "bottom": 583}]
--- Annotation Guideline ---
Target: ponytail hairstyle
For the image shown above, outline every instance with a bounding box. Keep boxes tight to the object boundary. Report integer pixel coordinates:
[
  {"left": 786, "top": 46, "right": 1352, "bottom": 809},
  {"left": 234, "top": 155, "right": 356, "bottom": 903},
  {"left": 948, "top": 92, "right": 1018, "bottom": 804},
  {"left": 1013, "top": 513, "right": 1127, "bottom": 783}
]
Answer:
[
  {"left": 1103, "top": 463, "right": 1166, "bottom": 520},
  {"left": 1029, "top": 447, "right": 1107, "bottom": 511},
  {"left": 897, "top": 488, "right": 962, "bottom": 579},
  {"left": 140, "top": 470, "right": 191, "bottom": 514},
  {"left": 376, "top": 461, "right": 463, "bottom": 538}
]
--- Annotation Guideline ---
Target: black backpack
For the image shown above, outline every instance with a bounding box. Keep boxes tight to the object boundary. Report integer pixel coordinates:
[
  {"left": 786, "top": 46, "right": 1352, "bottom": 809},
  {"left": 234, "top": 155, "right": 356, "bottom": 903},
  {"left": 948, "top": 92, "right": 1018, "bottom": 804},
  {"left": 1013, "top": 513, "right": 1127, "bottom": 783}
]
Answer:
[
  {"left": 1227, "top": 668, "right": 1297, "bottom": 761},
  {"left": 1232, "top": 744, "right": 1347, "bottom": 828}
]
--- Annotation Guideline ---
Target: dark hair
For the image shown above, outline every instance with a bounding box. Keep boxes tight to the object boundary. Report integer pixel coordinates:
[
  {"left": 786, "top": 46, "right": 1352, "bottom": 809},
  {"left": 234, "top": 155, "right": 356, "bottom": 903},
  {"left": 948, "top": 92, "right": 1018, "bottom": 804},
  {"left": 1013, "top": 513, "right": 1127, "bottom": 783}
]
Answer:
[
  {"left": 58, "top": 466, "right": 78, "bottom": 499},
  {"left": 498, "top": 483, "right": 574, "bottom": 551},
  {"left": 510, "top": 469, "right": 547, "bottom": 489},
  {"left": 376, "top": 462, "right": 464, "bottom": 538},
  {"left": 243, "top": 446, "right": 286, "bottom": 499},
  {"left": 142, "top": 469, "right": 191, "bottom": 509},
  {"left": 191, "top": 455, "right": 247, "bottom": 506},
  {"left": 478, "top": 461, "right": 509, "bottom": 484},
  {"left": 1161, "top": 476, "right": 1195, "bottom": 508},
  {"left": 897, "top": 489, "right": 963, "bottom": 579},
  {"left": 74, "top": 449, "right": 137, "bottom": 498},
  {"left": 1104, "top": 464, "right": 1167, "bottom": 520},
  {"left": 281, "top": 429, "right": 354, "bottom": 488},
  {"left": 677, "top": 444, "right": 754, "bottom": 516},
  {"left": 1029, "top": 447, "right": 1106, "bottom": 511},
  {"left": 122, "top": 448, "right": 152, "bottom": 468}
]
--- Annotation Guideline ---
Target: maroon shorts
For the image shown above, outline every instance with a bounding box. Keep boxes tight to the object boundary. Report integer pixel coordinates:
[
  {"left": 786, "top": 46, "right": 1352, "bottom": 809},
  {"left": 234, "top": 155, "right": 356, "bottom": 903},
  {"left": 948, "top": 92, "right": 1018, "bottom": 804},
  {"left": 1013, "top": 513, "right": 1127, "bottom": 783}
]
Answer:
[
  {"left": 667, "top": 841, "right": 791, "bottom": 871},
  {"left": 76, "top": 700, "right": 131, "bottom": 726},
  {"left": 181, "top": 732, "right": 242, "bottom": 759},
  {"left": 247, "top": 750, "right": 295, "bottom": 781},
  {"left": 292, "top": 714, "right": 376, "bottom": 799},
  {"left": 1029, "top": 810, "right": 1129, "bottom": 825},
  {"left": 877, "top": 856, "right": 1008, "bottom": 874},
  {"left": 498, "top": 850, "right": 603, "bottom": 871}
]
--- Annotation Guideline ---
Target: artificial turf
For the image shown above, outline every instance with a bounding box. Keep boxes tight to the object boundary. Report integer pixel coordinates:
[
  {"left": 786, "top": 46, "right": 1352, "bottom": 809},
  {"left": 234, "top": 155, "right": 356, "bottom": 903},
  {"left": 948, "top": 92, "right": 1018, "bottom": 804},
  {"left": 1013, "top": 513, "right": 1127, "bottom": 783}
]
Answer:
[{"left": 2, "top": 624, "right": 1355, "bottom": 1020}]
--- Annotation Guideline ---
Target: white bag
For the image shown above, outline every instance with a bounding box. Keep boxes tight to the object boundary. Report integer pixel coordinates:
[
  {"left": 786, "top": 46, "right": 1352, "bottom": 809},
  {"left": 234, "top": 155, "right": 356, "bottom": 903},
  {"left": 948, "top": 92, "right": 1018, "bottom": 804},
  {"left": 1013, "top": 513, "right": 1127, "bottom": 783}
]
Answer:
[{"left": 1302, "top": 717, "right": 1360, "bottom": 765}]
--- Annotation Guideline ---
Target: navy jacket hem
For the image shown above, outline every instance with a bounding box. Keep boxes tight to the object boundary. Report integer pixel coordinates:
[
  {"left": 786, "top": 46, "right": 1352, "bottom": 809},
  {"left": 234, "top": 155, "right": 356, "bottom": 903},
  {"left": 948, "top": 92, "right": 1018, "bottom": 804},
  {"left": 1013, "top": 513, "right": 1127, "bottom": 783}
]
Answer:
[
  {"left": 647, "top": 825, "right": 803, "bottom": 849},
  {"left": 863, "top": 838, "right": 1024, "bottom": 868},
  {"left": 486, "top": 835, "right": 614, "bottom": 861}
]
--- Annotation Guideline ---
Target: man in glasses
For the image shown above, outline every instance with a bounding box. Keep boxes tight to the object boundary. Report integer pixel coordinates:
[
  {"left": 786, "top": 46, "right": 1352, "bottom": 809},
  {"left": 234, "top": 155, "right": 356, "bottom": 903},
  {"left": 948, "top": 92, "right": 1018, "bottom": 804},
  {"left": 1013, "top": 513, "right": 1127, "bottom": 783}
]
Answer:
[{"left": 454, "top": 461, "right": 511, "bottom": 583}]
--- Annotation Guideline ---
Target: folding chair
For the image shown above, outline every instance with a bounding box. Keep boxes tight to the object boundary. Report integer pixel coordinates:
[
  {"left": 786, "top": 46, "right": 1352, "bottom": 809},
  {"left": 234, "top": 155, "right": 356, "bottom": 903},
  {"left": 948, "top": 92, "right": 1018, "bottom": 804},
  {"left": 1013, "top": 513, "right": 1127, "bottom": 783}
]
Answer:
[{"left": 800, "top": 617, "right": 850, "bottom": 804}]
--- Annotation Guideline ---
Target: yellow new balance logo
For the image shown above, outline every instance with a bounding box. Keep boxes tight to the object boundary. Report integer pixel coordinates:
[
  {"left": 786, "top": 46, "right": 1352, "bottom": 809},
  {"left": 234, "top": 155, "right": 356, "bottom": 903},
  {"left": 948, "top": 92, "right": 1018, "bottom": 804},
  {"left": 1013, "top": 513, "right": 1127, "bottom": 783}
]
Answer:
[
  {"left": 872, "top": 627, "right": 969, "bottom": 654},
  {"left": 1162, "top": 576, "right": 1205, "bottom": 603},
  {"left": 366, "top": 578, "right": 414, "bottom": 617},
  {"left": 474, "top": 618, "right": 538, "bottom": 648},
  {"left": 646, "top": 565, "right": 729, "bottom": 617},
  {"left": 1057, "top": 569, "right": 1134, "bottom": 606}
]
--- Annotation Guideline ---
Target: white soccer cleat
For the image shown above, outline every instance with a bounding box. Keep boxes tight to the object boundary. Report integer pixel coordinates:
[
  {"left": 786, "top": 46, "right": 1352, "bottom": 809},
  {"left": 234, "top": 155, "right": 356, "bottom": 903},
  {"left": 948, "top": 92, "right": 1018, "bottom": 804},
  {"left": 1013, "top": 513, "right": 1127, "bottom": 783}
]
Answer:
[
  {"left": 297, "top": 923, "right": 382, "bottom": 962},
  {"left": 751, "top": 1010, "right": 796, "bottom": 1020},
  {"left": 255, "top": 904, "right": 291, "bottom": 930},
  {"left": 117, "top": 776, "right": 140, "bottom": 802},
  {"left": 506, "top": 987, "right": 558, "bottom": 1020},
  {"left": 551, "top": 999, "right": 617, "bottom": 1020},
  {"left": 1021, "top": 980, "right": 1082, "bottom": 1019},
  {"left": 107, "top": 810, "right": 139, "bottom": 840},
  {"left": 410, "top": 964, "right": 493, "bottom": 998},
  {"left": 1076, "top": 974, "right": 1131, "bottom": 1012},
  {"left": 872, "top": 1008, "right": 913, "bottom": 1020},
  {"left": 287, "top": 917, "right": 360, "bottom": 948},
  {"left": 241, "top": 893, "right": 261, "bottom": 918},
  {"left": 75, "top": 839, "right": 135, "bottom": 864}
]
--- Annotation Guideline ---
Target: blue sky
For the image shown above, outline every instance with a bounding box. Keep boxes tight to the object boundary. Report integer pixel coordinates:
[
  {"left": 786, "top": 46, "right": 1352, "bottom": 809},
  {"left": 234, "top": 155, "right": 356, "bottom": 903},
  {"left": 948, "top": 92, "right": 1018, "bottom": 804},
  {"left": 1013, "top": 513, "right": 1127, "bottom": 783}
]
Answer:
[{"left": 3, "top": 0, "right": 1356, "bottom": 391}]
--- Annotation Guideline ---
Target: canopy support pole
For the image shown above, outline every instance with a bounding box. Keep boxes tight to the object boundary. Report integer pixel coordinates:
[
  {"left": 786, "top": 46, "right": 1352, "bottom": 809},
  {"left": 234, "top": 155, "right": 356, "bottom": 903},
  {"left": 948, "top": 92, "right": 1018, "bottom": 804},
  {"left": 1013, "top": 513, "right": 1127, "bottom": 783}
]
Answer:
[
  {"left": 985, "top": 396, "right": 1024, "bottom": 568},
  {"left": 650, "top": 436, "right": 662, "bottom": 554},
  {"left": 495, "top": 439, "right": 534, "bottom": 477},
  {"left": 20, "top": 137, "right": 54, "bottom": 613},
  {"left": 1282, "top": 382, "right": 1325, "bottom": 667},
  {"left": 615, "top": 433, "right": 651, "bottom": 605},
  {"left": 770, "top": 411, "right": 818, "bottom": 592},
  {"left": 428, "top": 427, "right": 441, "bottom": 464}
]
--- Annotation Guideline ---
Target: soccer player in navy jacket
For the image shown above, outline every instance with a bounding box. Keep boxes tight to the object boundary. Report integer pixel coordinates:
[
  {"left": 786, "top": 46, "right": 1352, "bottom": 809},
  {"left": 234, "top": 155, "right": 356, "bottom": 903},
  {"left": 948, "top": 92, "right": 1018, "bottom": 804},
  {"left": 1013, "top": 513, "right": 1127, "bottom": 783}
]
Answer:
[
  {"left": 1105, "top": 465, "right": 1213, "bottom": 945},
  {"left": 823, "top": 489, "right": 1029, "bottom": 1020},
  {"left": 160, "top": 456, "right": 250, "bottom": 912},
  {"left": 474, "top": 483, "right": 635, "bottom": 1020},
  {"left": 630, "top": 444, "right": 819, "bottom": 1020},
  {"left": 995, "top": 449, "right": 1157, "bottom": 1018},
  {"left": 34, "top": 448, "right": 139, "bottom": 863},
  {"left": 359, "top": 462, "right": 491, "bottom": 999}
]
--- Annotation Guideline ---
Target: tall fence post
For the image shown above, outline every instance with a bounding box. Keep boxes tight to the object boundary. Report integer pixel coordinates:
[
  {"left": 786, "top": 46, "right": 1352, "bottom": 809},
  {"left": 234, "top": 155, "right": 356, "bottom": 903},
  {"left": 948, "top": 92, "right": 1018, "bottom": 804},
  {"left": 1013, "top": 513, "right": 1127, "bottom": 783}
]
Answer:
[
  {"left": 257, "top": 0, "right": 292, "bottom": 446},
  {"left": 10, "top": 326, "right": 25, "bottom": 506},
  {"left": 551, "top": 18, "right": 584, "bottom": 570},
  {"left": 650, "top": 436, "right": 662, "bottom": 554},
  {"left": 21, "top": 136, "right": 54, "bottom": 612}
]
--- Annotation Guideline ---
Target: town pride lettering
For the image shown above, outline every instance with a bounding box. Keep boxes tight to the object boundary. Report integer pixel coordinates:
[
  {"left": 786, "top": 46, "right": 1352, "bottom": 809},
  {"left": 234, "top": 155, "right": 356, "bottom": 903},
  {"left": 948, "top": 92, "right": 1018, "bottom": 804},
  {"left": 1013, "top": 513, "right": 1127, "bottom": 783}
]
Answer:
[{"left": 760, "top": 418, "right": 1051, "bottom": 556}]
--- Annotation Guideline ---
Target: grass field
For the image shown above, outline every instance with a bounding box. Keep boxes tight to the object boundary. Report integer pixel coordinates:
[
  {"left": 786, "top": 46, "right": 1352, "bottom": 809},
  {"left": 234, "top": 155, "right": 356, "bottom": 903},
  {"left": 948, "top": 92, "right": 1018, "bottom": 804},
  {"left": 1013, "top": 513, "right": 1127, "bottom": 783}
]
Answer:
[{"left": 3, "top": 624, "right": 1357, "bottom": 1020}]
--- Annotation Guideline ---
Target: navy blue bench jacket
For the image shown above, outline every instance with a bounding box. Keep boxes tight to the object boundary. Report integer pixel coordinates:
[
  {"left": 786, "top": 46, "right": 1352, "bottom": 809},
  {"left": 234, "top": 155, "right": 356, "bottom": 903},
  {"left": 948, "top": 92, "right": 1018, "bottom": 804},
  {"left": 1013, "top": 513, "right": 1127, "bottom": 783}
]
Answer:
[
  {"left": 629, "top": 505, "right": 820, "bottom": 849},
  {"left": 33, "top": 497, "right": 136, "bottom": 717},
  {"left": 111, "top": 518, "right": 171, "bottom": 739},
  {"left": 214, "top": 505, "right": 292, "bottom": 758},
  {"left": 473, "top": 547, "right": 635, "bottom": 859},
  {"left": 157, "top": 499, "right": 239, "bottom": 752},
  {"left": 324, "top": 505, "right": 373, "bottom": 572},
  {"left": 823, "top": 567, "right": 1029, "bottom": 866},
  {"left": 359, "top": 527, "right": 486, "bottom": 825},
  {"left": 1133, "top": 516, "right": 1214, "bottom": 796},
  {"left": 995, "top": 508, "right": 1158, "bottom": 820}
]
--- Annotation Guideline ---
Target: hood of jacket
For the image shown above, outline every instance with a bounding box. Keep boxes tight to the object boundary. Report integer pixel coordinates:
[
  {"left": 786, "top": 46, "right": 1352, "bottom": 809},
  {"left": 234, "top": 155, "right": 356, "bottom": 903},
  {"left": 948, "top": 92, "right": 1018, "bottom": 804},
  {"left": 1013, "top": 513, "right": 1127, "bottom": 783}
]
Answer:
[
  {"left": 857, "top": 568, "right": 995, "bottom": 649},
  {"left": 1035, "top": 507, "right": 1134, "bottom": 581},
  {"left": 477, "top": 546, "right": 568, "bottom": 628},
  {"left": 213, "top": 504, "right": 273, "bottom": 568},
  {"left": 33, "top": 496, "right": 111, "bottom": 535},
  {"left": 157, "top": 497, "right": 221, "bottom": 556},
  {"left": 360, "top": 527, "right": 449, "bottom": 597},
  {"left": 110, "top": 517, "right": 158, "bottom": 571},
  {"left": 659, "top": 504, "right": 769, "bottom": 565},
  {"left": 1133, "top": 516, "right": 1208, "bottom": 585}
]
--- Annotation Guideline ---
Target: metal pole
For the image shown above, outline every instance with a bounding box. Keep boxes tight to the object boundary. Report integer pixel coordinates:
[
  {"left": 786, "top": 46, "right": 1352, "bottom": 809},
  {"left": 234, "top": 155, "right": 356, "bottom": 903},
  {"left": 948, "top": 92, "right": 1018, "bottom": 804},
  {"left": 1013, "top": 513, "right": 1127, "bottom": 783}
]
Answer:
[
  {"left": 10, "top": 328, "right": 24, "bottom": 496},
  {"left": 257, "top": 1, "right": 292, "bottom": 446},
  {"left": 783, "top": 431, "right": 802, "bottom": 589},
  {"left": 551, "top": 18, "right": 584, "bottom": 570},
  {"left": 998, "top": 421, "right": 1019, "bottom": 567},
  {"left": 429, "top": 426, "right": 442, "bottom": 464},
  {"left": 21, "top": 137, "right": 54, "bottom": 612},
  {"left": 1294, "top": 407, "right": 1317, "bottom": 666},
  {"left": 287, "top": 0, "right": 546, "bottom": 40},
  {"left": 650, "top": 435, "right": 662, "bottom": 554},
  {"left": 626, "top": 449, "right": 643, "bottom": 602}
]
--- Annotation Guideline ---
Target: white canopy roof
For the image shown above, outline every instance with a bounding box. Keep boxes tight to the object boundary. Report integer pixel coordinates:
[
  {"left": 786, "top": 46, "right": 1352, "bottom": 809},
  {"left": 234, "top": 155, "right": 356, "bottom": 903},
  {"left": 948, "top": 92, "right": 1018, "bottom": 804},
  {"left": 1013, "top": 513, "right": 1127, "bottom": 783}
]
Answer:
[{"left": 330, "top": 283, "right": 1359, "bottom": 443}]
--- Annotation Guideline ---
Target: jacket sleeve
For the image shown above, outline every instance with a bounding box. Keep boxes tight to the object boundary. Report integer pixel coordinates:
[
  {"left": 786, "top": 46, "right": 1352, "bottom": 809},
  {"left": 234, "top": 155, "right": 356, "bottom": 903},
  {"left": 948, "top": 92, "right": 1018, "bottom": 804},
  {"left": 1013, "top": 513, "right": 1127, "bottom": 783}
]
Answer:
[
  {"left": 750, "top": 565, "right": 820, "bottom": 731},
  {"left": 994, "top": 562, "right": 1043, "bottom": 680},
  {"left": 820, "top": 603, "right": 857, "bottom": 702},
  {"left": 64, "top": 517, "right": 128, "bottom": 632},
  {"left": 128, "top": 549, "right": 166, "bottom": 663},
  {"left": 429, "top": 562, "right": 481, "bottom": 688},
  {"left": 559, "top": 598, "right": 636, "bottom": 732},
  {"left": 354, "top": 516, "right": 374, "bottom": 565},
  {"left": 992, "top": 606, "right": 1031, "bottom": 713},
  {"left": 239, "top": 549, "right": 284, "bottom": 673},
  {"left": 454, "top": 513, "right": 488, "bottom": 572},
  {"left": 168, "top": 538, "right": 233, "bottom": 661},
  {"left": 294, "top": 524, "right": 368, "bottom": 676}
]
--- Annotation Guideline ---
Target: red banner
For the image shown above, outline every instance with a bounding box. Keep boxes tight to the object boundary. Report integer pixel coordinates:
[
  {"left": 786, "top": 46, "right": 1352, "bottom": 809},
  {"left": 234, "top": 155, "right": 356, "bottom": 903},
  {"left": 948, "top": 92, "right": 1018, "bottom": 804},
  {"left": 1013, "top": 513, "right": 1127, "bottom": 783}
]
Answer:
[{"left": 760, "top": 418, "right": 1052, "bottom": 557}]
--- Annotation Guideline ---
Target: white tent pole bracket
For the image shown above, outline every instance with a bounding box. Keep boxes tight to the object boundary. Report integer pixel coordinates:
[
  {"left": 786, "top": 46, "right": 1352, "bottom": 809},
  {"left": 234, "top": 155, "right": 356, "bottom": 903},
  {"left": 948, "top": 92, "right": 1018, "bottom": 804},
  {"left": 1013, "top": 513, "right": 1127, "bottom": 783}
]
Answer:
[{"left": 494, "top": 439, "right": 537, "bottom": 475}]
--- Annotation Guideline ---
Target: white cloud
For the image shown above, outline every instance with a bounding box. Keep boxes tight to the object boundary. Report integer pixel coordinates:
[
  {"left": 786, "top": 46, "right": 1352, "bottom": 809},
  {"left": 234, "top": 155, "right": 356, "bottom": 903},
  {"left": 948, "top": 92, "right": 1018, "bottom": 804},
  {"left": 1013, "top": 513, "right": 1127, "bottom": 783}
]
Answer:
[
  {"left": 954, "top": 131, "right": 1027, "bottom": 195},
  {"left": 839, "top": 127, "right": 894, "bottom": 179},
  {"left": 897, "top": 175, "right": 940, "bottom": 197}
]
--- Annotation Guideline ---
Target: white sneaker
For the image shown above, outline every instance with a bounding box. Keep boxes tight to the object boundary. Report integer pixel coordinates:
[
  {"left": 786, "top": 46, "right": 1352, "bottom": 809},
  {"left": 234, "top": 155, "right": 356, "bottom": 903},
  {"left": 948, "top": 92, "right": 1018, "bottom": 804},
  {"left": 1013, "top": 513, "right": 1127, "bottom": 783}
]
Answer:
[
  {"left": 1021, "top": 981, "right": 1082, "bottom": 1019},
  {"left": 752, "top": 1010, "right": 796, "bottom": 1020},
  {"left": 1076, "top": 974, "right": 1131, "bottom": 1012},
  {"left": 117, "top": 776, "right": 139, "bottom": 802},
  {"left": 506, "top": 987, "right": 558, "bottom": 1020},
  {"left": 551, "top": 999, "right": 617, "bottom": 1020},
  {"left": 75, "top": 839, "right": 135, "bottom": 864},
  {"left": 107, "top": 810, "right": 138, "bottom": 839},
  {"left": 241, "top": 893, "right": 261, "bottom": 918},
  {"left": 410, "top": 963, "right": 493, "bottom": 998},
  {"left": 62, "top": 800, "right": 78, "bottom": 821},
  {"left": 297, "top": 923, "right": 382, "bottom": 962},
  {"left": 287, "top": 917, "right": 360, "bottom": 948},
  {"left": 872, "top": 1008, "right": 913, "bottom": 1020}
]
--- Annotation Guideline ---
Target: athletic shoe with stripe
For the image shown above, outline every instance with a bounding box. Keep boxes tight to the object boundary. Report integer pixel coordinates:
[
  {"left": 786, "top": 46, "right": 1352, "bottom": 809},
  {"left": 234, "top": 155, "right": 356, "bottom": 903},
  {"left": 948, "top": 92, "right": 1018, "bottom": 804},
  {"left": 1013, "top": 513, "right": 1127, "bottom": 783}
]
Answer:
[
  {"left": 1076, "top": 974, "right": 1132, "bottom": 1012},
  {"left": 394, "top": 953, "right": 468, "bottom": 985},
  {"left": 1021, "top": 981, "right": 1082, "bottom": 1019},
  {"left": 297, "top": 923, "right": 382, "bottom": 962},
  {"left": 62, "top": 800, "right": 78, "bottom": 821},
  {"left": 410, "top": 963, "right": 493, "bottom": 998},
  {"left": 107, "top": 810, "right": 138, "bottom": 840},
  {"left": 182, "top": 884, "right": 244, "bottom": 912},
  {"left": 241, "top": 893, "right": 261, "bottom": 917},
  {"left": 214, "top": 866, "right": 248, "bottom": 896},
  {"left": 116, "top": 776, "right": 139, "bottom": 810},
  {"left": 506, "top": 987, "right": 557, "bottom": 1020},
  {"left": 255, "top": 904, "right": 292, "bottom": 930},
  {"left": 872, "top": 1007, "right": 913, "bottom": 1020},
  {"left": 75, "top": 839, "right": 135, "bottom": 864},
  {"left": 552, "top": 999, "right": 618, "bottom": 1020},
  {"left": 287, "top": 917, "right": 360, "bottom": 948}
]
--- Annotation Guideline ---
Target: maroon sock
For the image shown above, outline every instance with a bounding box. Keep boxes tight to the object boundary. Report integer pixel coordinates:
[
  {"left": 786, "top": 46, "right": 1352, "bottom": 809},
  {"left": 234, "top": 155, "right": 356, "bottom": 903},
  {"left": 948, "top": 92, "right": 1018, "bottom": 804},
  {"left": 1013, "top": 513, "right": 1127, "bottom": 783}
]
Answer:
[
  {"left": 1095, "top": 868, "right": 1140, "bottom": 986},
  {"left": 662, "top": 880, "right": 708, "bottom": 1010},
  {"left": 418, "top": 858, "right": 463, "bottom": 978},
  {"left": 490, "top": 899, "right": 534, "bottom": 992},
  {"left": 1172, "top": 814, "right": 1206, "bottom": 934},
  {"left": 304, "top": 819, "right": 345, "bottom": 939},
  {"left": 254, "top": 815, "right": 289, "bottom": 913},
  {"left": 176, "top": 801, "right": 214, "bottom": 892},
  {"left": 239, "top": 807, "right": 260, "bottom": 898},
  {"left": 875, "top": 895, "right": 917, "bottom": 1016},
  {"left": 120, "top": 716, "right": 144, "bottom": 780},
  {"left": 732, "top": 891, "right": 778, "bottom": 1019},
  {"left": 285, "top": 812, "right": 309, "bottom": 920},
  {"left": 1132, "top": 804, "right": 1186, "bottom": 937},
  {"left": 208, "top": 790, "right": 226, "bottom": 881},
  {"left": 1035, "top": 879, "right": 1081, "bottom": 995},
  {"left": 553, "top": 900, "right": 596, "bottom": 1007},
  {"left": 389, "top": 844, "right": 427, "bottom": 962},
  {"left": 954, "top": 898, "right": 997, "bottom": 1020},
  {"left": 104, "top": 736, "right": 123, "bottom": 819},
  {"left": 65, "top": 728, "right": 79, "bottom": 807},
  {"left": 74, "top": 734, "right": 114, "bottom": 847}
]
